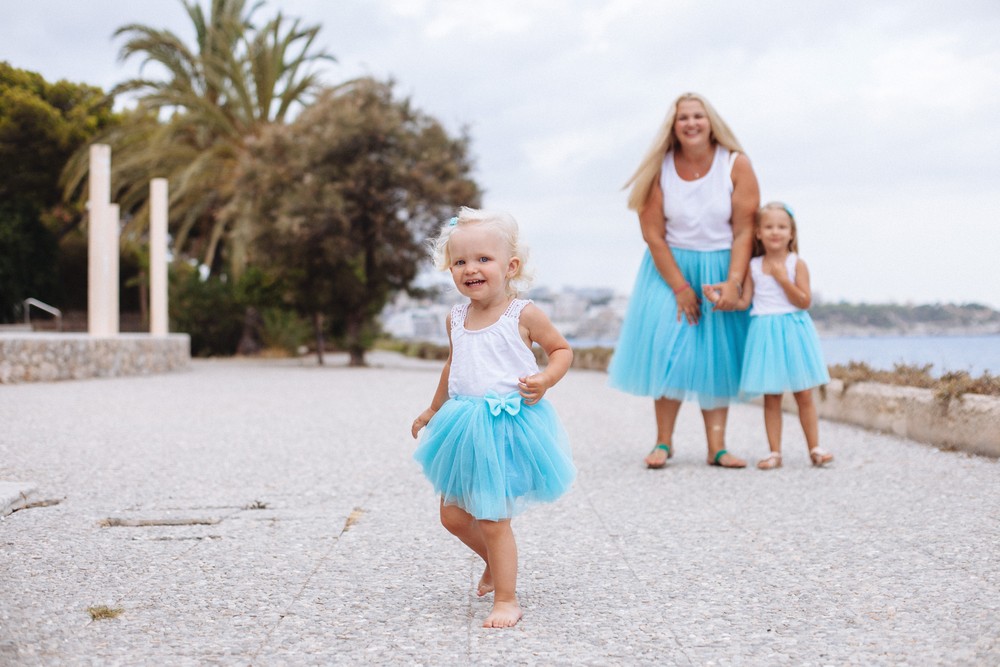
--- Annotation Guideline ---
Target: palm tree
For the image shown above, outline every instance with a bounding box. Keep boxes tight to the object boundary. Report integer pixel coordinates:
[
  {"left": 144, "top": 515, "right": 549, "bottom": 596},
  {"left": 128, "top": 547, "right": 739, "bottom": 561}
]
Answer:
[{"left": 63, "top": 0, "right": 334, "bottom": 277}]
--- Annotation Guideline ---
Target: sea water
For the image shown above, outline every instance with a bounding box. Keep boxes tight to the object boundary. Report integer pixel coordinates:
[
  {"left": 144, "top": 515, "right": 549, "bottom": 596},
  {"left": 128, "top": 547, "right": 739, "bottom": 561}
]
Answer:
[{"left": 819, "top": 334, "right": 1000, "bottom": 376}]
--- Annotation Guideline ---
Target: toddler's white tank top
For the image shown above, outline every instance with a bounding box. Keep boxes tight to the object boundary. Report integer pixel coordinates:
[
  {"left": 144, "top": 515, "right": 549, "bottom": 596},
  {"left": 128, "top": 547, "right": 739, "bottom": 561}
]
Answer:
[
  {"left": 660, "top": 145, "right": 735, "bottom": 251},
  {"left": 447, "top": 299, "right": 540, "bottom": 397},
  {"left": 749, "top": 254, "right": 801, "bottom": 316}
]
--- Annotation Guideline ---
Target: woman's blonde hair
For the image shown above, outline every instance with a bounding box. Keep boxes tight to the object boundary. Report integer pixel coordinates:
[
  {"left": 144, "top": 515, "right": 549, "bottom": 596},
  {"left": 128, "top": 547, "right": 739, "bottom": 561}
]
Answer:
[
  {"left": 752, "top": 201, "right": 799, "bottom": 257},
  {"left": 624, "top": 92, "right": 745, "bottom": 211},
  {"left": 430, "top": 206, "right": 533, "bottom": 296}
]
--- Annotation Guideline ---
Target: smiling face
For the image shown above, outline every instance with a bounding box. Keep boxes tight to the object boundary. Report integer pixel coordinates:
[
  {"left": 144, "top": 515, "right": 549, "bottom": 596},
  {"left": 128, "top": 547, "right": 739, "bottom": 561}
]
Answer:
[
  {"left": 447, "top": 225, "right": 520, "bottom": 302},
  {"left": 756, "top": 208, "right": 796, "bottom": 255},
  {"left": 673, "top": 99, "right": 712, "bottom": 149}
]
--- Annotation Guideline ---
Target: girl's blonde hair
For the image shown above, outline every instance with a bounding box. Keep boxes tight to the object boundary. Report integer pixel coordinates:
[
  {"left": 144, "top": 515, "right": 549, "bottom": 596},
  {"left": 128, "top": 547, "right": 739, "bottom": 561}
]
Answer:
[
  {"left": 624, "top": 92, "right": 745, "bottom": 212},
  {"left": 753, "top": 201, "right": 799, "bottom": 257},
  {"left": 431, "top": 206, "right": 533, "bottom": 296}
]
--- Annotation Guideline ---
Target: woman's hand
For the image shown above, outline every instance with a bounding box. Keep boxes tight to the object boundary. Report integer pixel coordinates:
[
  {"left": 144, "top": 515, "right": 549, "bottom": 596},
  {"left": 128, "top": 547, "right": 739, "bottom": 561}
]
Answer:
[
  {"left": 713, "top": 280, "right": 741, "bottom": 311},
  {"left": 411, "top": 408, "right": 436, "bottom": 439},
  {"left": 518, "top": 372, "right": 553, "bottom": 405},
  {"left": 675, "top": 286, "right": 701, "bottom": 324}
]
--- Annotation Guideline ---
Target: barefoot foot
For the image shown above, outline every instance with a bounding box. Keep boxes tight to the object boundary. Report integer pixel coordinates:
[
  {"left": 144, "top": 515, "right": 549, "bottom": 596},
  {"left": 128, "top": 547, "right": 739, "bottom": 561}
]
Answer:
[
  {"left": 476, "top": 567, "right": 494, "bottom": 597},
  {"left": 482, "top": 600, "right": 522, "bottom": 628}
]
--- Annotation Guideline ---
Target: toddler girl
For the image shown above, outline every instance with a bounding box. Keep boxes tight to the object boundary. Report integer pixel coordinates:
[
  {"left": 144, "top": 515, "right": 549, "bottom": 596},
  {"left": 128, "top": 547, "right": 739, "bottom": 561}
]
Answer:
[
  {"left": 411, "top": 207, "right": 576, "bottom": 628},
  {"left": 704, "top": 202, "right": 833, "bottom": 469}
]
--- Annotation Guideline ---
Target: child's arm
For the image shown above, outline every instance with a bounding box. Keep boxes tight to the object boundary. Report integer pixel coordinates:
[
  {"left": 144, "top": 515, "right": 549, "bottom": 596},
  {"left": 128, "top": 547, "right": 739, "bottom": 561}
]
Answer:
[
  {"left": 517, "top": 303, "right": 572, "bottom": 405},
  {"left": 770, "top": 257, "right": 812, "bottom": 309},
  {"left": 411, "top": 315, "right": 453, "bottom": 439}
]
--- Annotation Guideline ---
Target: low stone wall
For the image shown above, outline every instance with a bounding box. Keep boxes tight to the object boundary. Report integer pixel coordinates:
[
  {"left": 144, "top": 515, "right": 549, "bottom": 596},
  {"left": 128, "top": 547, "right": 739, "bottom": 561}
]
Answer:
[
  {"left": 0, "top": 333, "right": 190, "bottom": 383},
  {"left": 779, "top": 379, "right": 1000, "bottom": 458}
]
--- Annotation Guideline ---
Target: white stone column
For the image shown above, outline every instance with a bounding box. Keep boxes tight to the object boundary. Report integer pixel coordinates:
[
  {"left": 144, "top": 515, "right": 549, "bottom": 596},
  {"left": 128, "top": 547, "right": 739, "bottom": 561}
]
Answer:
[
  {"left": 107, "top": 203, "right": 120, "bottom": 334},
  {"left": 87, "top": 144, "right": 112, "bottom": 336},
  {"left": 150, "top": 179, "right": 169, "bottom": 335}
]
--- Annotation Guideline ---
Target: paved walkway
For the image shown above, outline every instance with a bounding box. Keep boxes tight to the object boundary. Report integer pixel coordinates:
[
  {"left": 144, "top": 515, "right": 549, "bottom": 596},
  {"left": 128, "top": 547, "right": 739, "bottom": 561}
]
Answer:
[{"left": 1, "top": 353, "right": 997, "bottom": 665}]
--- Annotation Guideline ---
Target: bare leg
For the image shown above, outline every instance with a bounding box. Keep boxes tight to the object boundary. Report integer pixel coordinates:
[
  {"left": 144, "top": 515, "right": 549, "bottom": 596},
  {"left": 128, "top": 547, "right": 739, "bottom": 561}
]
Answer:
[
  {"left": 439, "top": 501, "right": 493, "bottom": 596},
  {"left": 794, "top": 389, "right": 832, "bottom": 465},
  {"left": 478, "top": 519, "right": 522, "bottom": 628},
  {"left": 704, "top": 407, "right": 745, "bottom": 467},
  {"left": 645, "top": 397, "right": 681, "bottom": 466},
  {"left": 758, "top": 394, "right": 784, "bottom": 469}
]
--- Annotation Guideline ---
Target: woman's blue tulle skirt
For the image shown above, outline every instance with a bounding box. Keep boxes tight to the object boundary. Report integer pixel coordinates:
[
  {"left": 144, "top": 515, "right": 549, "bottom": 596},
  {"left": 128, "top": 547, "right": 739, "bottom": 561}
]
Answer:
[
  {"left": 740, "top": 311, "right": 830, "bottom": 396},
  {"left": 413, "top": 394, "right": 575, "bottom": 521},
  {"left": 608, "top": 248, "right": 749, "bottom": 409}
]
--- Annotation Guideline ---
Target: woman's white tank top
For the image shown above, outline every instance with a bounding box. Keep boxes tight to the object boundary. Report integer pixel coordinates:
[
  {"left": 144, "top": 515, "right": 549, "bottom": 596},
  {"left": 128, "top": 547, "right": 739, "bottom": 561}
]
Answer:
[
  {"left": 447, "top": 299, "right": 540, "bottom": 397},
  {"left": 660, "top": 145, "right": 735, "bottom": 251},
  {"left": 749, "top": 254, "right": 800, "bottom": 316}
]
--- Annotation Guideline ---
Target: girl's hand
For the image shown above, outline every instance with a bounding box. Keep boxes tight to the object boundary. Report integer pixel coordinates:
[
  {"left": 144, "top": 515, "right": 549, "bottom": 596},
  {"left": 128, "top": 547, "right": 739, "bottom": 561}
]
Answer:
[
  {"left": 764, "top": 258, "right": 789, "bottom": 283},
  {"left": 675, "top": 286, "right": 701, "bottom": 324},
  {"left": 518, "top": 373, "right": 553, "bottom": 405},
  {"left": 713, "top": 280, "right": 742, "bottom": 311},
  {"left": 702, "top": 283, "right": 722, "bottom": 304},
  {"left": 411, "top": 408, "right": 436, "bottom": 439}
]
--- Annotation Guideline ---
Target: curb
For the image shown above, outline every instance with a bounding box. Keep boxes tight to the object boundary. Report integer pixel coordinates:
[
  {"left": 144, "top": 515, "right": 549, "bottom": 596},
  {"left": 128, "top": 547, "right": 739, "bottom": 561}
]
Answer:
[{"left": 0, "top": 481, "right": 38, "bottom": 517}]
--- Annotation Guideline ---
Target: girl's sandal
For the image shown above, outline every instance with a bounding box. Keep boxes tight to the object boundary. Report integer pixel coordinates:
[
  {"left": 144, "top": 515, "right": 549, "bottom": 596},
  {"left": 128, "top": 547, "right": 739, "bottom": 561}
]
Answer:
[
  {"left": 645, "top": 443, "right": 671, "bottom": 469},
  {"left": 809, "top": 448, "right": 834, "bottom": 467},
  {"left": 756, "top": 452, "right": 782, "bottom": 470}
]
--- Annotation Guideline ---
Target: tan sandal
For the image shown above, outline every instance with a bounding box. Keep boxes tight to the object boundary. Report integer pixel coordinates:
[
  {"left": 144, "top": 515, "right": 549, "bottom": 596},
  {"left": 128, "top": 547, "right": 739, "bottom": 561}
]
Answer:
[
  {"left": 756, "top": 452, "right": 782, "bottom": 470},
  {"left": 645, "top": 443, "right": 671, "bottom": 469},
  {"left": 809, "top": 447, "right": 834, "bottom": 467}
]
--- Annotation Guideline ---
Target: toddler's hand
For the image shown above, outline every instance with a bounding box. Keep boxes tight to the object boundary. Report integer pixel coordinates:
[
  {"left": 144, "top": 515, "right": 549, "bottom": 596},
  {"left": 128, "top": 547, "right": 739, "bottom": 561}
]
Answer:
[
  {"left": 702, "top": 284, "right": 722, "bottom": 304},
  {"left": 764, "top": 258, "right": 789, "bottom": 283},
  {"left": 518, "top": 373, "right": 552, "bottom": 405},
  {"left": 411, "top": 408, "right": 435, "bottom": 439}
]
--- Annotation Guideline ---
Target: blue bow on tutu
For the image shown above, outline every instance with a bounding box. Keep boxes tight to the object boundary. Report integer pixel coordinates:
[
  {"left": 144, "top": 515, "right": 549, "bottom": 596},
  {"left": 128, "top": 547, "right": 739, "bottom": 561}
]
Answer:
[{"left": 484, "top": 391, "right": 522, "bottom": 417}]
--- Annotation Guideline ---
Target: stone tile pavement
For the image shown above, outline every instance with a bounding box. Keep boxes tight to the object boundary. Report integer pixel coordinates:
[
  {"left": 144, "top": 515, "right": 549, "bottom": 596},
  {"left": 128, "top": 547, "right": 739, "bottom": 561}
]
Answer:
[{"left": 1, "top": 352, "right": 997, "bottom": 665}]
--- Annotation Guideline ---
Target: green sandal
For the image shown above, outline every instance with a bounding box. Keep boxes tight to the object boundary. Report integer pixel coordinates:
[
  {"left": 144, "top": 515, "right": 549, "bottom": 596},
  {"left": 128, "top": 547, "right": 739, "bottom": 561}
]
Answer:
[
  {"left": 646, "top": 443, "right": 671, "bottom": 469},
  {"left": 709, "top": 449, "right": 746, "bottom": 468}
]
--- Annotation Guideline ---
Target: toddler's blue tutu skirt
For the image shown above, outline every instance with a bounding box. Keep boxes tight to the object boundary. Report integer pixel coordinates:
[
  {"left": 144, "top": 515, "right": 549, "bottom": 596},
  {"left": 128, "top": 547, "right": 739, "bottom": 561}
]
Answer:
[
  {"left": 740, "top": 311, "right": 830, "bottom": 396},
  {"left": 413, "top": 394, "right": 575, "bottom": 521},
  {"left": 608, "top": 248, "right": 749, "bottom": 409}
]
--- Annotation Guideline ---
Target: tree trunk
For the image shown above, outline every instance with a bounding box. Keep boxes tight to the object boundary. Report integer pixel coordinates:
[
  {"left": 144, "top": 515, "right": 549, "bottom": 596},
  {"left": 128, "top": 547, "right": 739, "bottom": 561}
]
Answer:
[
  {"left": 346, "top": 313, "right": 366, "bottom": 367},
  {"left": 313, "top": 311, "right": 325, "bottom": 365}
]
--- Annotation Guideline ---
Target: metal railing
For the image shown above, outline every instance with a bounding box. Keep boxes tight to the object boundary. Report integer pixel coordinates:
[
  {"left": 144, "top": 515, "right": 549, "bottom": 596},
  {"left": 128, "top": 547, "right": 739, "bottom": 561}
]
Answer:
[{"left": 23, "top": 298, "right": 62, "bottom": 332}]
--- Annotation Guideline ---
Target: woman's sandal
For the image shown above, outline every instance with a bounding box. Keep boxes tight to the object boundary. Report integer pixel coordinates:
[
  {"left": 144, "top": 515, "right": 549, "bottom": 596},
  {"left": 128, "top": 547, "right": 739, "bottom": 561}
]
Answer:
[
  {"left": 708, "top": 449, "right": 746, "bottom": 468},
  {"left": 809, "top": 447, "right": 834, "bottom": 467},
  {"left": 645, "top": 443, "right": 671, "bottom": 469},
  {"left": 756, "top": 452, "right": 782, "bottom": 470}
]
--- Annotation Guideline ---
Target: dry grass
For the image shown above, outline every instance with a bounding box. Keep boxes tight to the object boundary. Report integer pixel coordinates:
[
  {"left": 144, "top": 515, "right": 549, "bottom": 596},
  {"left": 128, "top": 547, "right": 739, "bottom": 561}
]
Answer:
[
  {"left": 828, "top": 361, "right": 1000, "bottom": 401},
  {"left": 87, "top": 605, "right": 124, "bottom": 621}
]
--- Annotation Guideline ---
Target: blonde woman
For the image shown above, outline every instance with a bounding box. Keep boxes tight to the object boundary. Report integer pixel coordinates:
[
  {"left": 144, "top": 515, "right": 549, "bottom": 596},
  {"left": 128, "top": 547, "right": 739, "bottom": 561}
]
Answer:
[{"left": 609, "top": 93, "right": 760, "bottom": 469}]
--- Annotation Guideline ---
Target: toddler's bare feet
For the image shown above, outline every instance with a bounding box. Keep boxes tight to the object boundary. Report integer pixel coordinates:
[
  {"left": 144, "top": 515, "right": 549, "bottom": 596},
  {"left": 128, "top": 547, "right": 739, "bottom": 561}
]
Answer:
[
  {"left": 482, "top": 599, "right": 522, "bottom": 628},
  {"left": 477, "top": 567, "right": 494, "bottom": 597}
]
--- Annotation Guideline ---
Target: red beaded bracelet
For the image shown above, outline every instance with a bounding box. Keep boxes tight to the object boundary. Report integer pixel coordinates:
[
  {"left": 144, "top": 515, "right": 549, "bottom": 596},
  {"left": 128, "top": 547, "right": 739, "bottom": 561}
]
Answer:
[{"left": 673, "top": 283, "right": 690, "bottom": 295}]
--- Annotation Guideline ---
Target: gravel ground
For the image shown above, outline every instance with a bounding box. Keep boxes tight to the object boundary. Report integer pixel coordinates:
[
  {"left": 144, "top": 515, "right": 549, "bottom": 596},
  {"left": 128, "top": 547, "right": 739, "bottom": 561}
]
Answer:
[{"left": 1, "top": 352, "right": 997, "bottom": 666}]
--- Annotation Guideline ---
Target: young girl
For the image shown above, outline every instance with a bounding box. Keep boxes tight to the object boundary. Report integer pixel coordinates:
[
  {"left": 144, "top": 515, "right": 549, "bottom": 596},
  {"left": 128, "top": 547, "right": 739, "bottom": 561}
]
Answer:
[
  {"left": 703, "top": 202, "right": 833, "bottom": 470},
  {"left": 410, "top": 207, "right": 576, "bottom": 628}
]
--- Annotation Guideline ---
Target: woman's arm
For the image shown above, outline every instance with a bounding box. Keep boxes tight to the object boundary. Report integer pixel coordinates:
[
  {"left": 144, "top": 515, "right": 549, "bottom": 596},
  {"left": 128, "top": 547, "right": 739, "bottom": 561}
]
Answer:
[
  {"left": 639, "top": 179, "right": 701, "bottom": 325},
  {"left": 517, "top": 303, "right": 573, "bottom": 405},
  {"left": 716, "top": 153, "right": 760, "bottom": 310}
]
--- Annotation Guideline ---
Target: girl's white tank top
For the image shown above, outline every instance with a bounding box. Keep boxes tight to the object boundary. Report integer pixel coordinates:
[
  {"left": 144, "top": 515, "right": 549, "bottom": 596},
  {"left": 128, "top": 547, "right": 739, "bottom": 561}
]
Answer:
[
  {"left": 749, "top": 254, "right": 801, "bottom": 316},
  {"left": 660, "top": 145, "right": 735, "bottom": 251},
  {"left": 447, "top": 299, "right": 540, "bottom": 398}
]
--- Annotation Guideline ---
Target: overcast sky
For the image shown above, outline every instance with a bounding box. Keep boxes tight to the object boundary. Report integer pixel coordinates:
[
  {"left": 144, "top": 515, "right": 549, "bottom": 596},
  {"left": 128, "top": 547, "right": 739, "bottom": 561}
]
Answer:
[{"left": 3, "top": 0, "right": 999, "bottom": 306}]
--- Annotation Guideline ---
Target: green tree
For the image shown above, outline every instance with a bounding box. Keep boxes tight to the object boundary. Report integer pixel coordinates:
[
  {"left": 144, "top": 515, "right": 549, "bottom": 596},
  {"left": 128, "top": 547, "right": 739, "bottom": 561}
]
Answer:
[
  {"left": 0, "top": 62, "right": 117, "bottom": 321},
  {"left": 233, "top": 78, "right": 480, "bottom": 365},
  {"left": 61, "top": 0, "right": 334, "bottom": 278}
]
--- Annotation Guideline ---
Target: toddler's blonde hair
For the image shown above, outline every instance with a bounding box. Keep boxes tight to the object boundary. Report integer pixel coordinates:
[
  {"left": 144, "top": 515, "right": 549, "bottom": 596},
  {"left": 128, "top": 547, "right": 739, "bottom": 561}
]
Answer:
[
  {"left": 431, "top": 206, "right": 533, "bottom": 296},
  {"left": 753, "top": 201, "right": 799, "bottom": 257}
]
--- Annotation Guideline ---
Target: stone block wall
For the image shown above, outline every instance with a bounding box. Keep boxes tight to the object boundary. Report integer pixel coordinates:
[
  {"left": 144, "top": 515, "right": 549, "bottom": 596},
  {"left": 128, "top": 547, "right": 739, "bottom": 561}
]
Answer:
[{"left": 0, "top": 333, "right": 190, "bottom": 383}]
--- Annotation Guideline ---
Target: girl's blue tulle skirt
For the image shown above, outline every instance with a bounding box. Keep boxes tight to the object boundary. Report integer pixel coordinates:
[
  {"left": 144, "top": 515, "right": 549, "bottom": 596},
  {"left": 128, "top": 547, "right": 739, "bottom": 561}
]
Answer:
[
  {"left": 608, "top": 248, "right": 749, "bottom": 409},
  {"left": 413, "top": 393, "right": 575, "bottom": 521},
  {"left": 740, "top": 311, "right": 830, "bottom": 396}
]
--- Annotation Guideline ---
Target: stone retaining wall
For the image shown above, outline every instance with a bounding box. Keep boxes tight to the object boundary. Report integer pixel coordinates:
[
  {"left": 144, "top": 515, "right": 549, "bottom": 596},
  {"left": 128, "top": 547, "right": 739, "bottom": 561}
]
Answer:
[
  {"left": 0, "top": 333, "right": 190, "bottom": 383},
  {"left": 779, "top": 379, "right": 1000, "bottom": 458}
]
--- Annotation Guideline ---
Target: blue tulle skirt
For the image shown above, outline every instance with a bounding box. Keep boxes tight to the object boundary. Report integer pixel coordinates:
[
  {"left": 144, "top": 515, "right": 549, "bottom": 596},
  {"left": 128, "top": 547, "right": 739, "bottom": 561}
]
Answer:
[
  {"left": 740, "top": 311, "right": 830, "bottom": 396},
  {"left": 413, "top": 393, "right": 576, "bottom": 521},
  {"left": 608, "top": 248, "right": 749, "bottom": 408}
]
